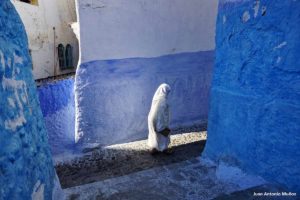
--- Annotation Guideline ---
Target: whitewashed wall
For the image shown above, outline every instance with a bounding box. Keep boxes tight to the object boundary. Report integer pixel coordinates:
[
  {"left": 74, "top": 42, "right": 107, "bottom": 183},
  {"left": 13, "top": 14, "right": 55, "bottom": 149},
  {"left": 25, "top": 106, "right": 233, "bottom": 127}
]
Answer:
[
  {"left": 12, "top": 0, "right": 79, "bottom": 80},
  {"left": 74, "top": 0, "right": 219, "bottom": 146},
  {"left": 76, "top": 0, "right": 218, "bottom": 63}
]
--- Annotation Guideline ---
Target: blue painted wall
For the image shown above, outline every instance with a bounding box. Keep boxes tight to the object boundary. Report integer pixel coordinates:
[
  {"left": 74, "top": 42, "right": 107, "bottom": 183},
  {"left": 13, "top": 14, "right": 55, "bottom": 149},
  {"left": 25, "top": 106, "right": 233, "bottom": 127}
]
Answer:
[
  {"left": 205, "top": 0, "right": 300, "bottom": 192},
  {"left": 38, "top": 78, "right": 75, "bottom": 155},
  {"left": 75, "top": 51, "right": 214, "bottom": 146},
  {"left": 0, "top": 1, "right": 55, "bottom": 199}
]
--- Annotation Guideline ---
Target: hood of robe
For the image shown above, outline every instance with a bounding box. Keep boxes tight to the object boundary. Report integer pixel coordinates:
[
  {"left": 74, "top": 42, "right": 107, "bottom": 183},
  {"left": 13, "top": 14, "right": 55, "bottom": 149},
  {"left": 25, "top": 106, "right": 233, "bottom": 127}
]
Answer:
[{"left": 152, "top": 83, "right": 171, "bottom": 102}]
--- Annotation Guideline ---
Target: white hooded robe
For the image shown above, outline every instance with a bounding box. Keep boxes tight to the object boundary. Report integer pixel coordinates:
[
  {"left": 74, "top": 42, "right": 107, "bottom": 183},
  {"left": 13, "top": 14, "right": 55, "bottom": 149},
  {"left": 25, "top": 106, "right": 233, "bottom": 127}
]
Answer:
[{"left": 147, "top": 83, "right": 171, "bottom": 152}]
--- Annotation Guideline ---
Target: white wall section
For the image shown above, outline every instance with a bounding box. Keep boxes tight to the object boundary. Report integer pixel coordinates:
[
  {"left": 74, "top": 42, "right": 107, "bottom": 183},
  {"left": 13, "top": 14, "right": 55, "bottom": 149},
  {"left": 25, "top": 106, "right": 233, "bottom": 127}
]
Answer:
[
  {"left": 77, "top": 0, "right": 218, "bottom": 63},
  {"left": 12, "top": 0, "right": 79, "bottom": 79}
]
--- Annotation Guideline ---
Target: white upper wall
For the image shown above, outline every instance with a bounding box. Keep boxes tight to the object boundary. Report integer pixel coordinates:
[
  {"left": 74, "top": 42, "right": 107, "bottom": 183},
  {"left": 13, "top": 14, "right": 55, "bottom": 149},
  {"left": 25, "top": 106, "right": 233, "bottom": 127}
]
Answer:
[
  {"left": 12, "top": 0, "right": 79, "bottom": 79},
  {"left": 77, "top": 0, "right": 219, "bottom": 63}
]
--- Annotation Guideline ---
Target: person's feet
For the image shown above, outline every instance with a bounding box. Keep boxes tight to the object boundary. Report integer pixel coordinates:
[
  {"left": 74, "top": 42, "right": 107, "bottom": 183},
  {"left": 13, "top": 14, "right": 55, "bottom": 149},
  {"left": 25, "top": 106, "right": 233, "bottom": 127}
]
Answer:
[
  {"left": 150, "top": 148, "right": 174, "bottom": 155},
  {"left": 163, "top": 148, "right": 174, "bottom": 155},
  {"left": 150, "top": 148, "right": 159, "bottom": 155}
]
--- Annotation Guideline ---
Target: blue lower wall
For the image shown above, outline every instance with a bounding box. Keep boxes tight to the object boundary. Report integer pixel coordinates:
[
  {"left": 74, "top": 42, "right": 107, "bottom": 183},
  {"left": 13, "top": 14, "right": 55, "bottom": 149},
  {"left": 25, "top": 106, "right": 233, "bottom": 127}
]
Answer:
[
  {"left": 0, "top": 1, "right": 55, "bottom": 199},
  {"left": 75, "top": 51, "right": 214, "bottom": 146},
  {"left": 205, "top": 0, "right": 300, "bottom": 192},
  {"left": 38, "top": 78, "right": 75, "bottom": 155}
]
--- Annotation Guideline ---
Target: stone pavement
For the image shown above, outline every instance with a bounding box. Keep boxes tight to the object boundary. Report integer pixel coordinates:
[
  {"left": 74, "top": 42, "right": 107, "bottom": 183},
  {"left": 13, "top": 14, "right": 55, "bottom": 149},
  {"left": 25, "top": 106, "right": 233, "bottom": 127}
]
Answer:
[
  {"left": 64, "top": 158, "right": 229, "bottom": 200},
  {"left": 63, "top": 157, "right": 289, "bottom": 200},
  {"left": 56, "top": 132, "right": 206, "bottom": 188},
  {"left": 56, "top": 131, "right": 294, "bottom": 200}
]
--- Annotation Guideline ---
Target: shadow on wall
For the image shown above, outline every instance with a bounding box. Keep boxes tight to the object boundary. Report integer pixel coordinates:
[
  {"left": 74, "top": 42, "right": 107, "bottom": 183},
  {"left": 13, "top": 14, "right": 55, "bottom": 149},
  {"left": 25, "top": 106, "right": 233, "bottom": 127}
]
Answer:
[{"left": 38, "top": 77, "right": 75, "bottom": 155}]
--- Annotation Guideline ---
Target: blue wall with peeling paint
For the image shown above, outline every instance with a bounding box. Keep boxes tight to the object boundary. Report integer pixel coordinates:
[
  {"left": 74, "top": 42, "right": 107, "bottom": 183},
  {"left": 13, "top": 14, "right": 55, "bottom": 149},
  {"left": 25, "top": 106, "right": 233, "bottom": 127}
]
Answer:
[
  {"left": 0, "top": 0, "right": 55, "bottom": 199},
  {"left": 38, "top": 78, "right": 75, "bottom": 155},
  {"left": 75, "top": 51, "right": 214, "bottom": 146},
  {"left": 205, "top": 0, "right": 300, "bottom": 192}
]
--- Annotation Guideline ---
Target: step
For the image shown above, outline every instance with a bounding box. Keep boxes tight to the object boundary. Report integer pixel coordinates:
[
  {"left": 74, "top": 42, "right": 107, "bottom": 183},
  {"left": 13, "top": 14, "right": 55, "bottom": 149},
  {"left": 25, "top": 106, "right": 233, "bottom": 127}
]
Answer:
[{"left": 63, "top": 157, "right": 269, "bottom": 200}]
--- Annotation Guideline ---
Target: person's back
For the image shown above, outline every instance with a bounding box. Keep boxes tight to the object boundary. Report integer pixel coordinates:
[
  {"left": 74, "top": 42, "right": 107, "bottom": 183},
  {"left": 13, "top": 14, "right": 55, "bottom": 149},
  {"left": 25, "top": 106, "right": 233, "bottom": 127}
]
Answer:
[{"left": 147, "top": 83, "right": 172, "bottom": 155}]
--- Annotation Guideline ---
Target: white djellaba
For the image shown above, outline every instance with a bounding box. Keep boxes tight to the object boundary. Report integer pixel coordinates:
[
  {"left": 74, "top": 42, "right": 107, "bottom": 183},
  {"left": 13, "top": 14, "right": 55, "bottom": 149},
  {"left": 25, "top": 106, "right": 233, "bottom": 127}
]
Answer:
[{"left": 147, "top": 83, "right": 171, "bottom": 152}]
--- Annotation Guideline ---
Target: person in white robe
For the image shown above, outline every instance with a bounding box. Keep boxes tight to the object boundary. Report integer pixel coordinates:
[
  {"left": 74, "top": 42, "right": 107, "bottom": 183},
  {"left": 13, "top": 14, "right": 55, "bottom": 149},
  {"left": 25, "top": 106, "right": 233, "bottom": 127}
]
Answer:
[{"left": 147, "top": 83, "right": 172, "bottom": 155}]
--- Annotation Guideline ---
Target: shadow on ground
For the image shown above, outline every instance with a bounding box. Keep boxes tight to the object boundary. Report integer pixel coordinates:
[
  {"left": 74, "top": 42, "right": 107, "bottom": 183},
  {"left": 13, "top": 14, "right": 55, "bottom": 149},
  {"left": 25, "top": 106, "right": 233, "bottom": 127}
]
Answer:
[{"left": 56, "top": 132, "right": 206, "bottom": 189}]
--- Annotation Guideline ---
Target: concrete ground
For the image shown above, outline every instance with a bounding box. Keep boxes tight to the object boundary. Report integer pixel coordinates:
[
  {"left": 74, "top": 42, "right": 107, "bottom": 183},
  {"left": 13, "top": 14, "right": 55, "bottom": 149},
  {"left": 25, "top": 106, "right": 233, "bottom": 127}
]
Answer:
[{"left": 56, "top": 131, "right": 294, "bottom": 200}]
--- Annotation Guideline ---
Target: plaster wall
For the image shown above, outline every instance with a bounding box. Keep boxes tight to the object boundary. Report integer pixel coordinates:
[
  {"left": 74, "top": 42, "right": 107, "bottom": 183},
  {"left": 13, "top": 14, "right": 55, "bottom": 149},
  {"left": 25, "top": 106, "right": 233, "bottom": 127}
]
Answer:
[
  {"left": 75, "top": 51, "right": 214, "bottom": 145},
  {"left": 76, "top": 0, "right": 218, "bottom": 63},
  {"left": 38, "top": 78, "right": 75, "bottom": 155},
  {"left": 0, "top": 1, "right": 60, "bottom": 199},
  {"left": 74, "top": 0, "right": 218, "bottom": 146},
  {"left": 11, "top": 0, "right": 79, "bottom": 80},
  {"left": 205, "top": 0, "right": 300, "bottom": 193}
]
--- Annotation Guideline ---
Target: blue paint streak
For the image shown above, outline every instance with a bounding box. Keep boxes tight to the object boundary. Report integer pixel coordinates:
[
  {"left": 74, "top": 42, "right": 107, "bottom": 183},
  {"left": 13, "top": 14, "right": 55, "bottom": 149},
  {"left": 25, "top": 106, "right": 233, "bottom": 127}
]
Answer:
[{"left": 205, "top": 0, "right": 300, "bottom": 193}]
